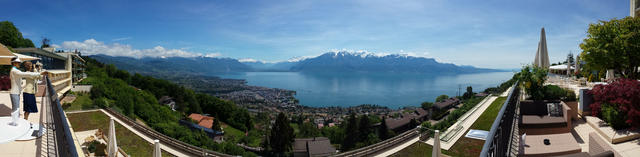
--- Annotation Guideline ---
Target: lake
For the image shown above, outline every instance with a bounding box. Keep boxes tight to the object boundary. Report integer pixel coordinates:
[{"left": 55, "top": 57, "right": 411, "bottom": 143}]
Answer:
[{"left": 216, "top": 71, "right": 514, "bottom": 109}]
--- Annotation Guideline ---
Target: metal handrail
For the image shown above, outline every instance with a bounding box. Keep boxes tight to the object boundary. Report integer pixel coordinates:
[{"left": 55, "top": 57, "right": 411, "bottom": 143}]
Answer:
[
  {"left": 480, "top": 81, "right": 520, "bottom": 157},
  {"left": 333, "top": 127, "right": 419, "bottom": 157},
  {"left": 45, "top": 76, "right": 79, "bottom": 157},
  {"left": 103, "top": 108, "right": 232, "bottom": 157}
]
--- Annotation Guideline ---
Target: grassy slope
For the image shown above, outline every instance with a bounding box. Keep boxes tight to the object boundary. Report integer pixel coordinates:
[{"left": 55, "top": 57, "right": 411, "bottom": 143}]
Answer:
[
  {"left": 391, "top": 96, "right": 507, "bottom": 157},
  {"left": 67, "top": 111, "right": 173, "bottom": 157},
  {"left": 63, "top": 93, "right": 94, "bottom": 111}
]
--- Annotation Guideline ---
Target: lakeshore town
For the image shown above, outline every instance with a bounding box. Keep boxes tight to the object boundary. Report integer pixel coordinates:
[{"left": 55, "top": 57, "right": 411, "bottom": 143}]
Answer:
[{"left": 0, "top": 1, "right": 640, "bottom": 157}]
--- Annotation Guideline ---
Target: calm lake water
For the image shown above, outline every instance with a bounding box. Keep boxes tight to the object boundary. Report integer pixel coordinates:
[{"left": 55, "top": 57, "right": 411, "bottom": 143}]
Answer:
[{"left": 217, "top": 72, "right": 514, "bottom": 109}]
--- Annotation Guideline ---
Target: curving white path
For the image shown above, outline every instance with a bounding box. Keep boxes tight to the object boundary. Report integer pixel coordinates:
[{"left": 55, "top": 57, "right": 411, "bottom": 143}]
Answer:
[{"left": 375, "top": 87, "right": 513, "bottom": 157}]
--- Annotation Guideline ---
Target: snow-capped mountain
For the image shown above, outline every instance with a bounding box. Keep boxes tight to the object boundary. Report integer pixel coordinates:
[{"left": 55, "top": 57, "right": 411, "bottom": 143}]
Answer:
[
  {"left": 89, "top": 51, "right": 499, "bottom": 74},
  {"left": 289, "top": 51, "right": 498, "bottom": 73}
]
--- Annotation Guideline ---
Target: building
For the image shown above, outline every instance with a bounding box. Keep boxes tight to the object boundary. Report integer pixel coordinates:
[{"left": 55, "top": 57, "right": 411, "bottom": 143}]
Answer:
[
  {"left": 182, "top": 113, "right": 224, "bottom": 141},
  {"left": 13, "top": 47, "right": 66, "bottom": 69},
  {"left": 433, "top": 97, "right": 461, "bottom": 110},
  {"left": 475, "top": 92, "right": 489, "bottom": 97},
  {"left": 632, "top": 0, "right": 639, "bottom": 17},
  {"left": 384, "top": 108, "right": 429, "bottom": 133},
  {"left": 57, "top": 50, "right": 86, "bottom": 82},
  {"left": 13, "top": 47, "right": 86, "bottom": 96},
  {"left": 188, "top": 113, "right": 215, "bottom": 129},
  {"left": 293, "top": 137, "right": 336, "bottom": 157},
  {"left": 158, "top": 96, "right": 176, "bottom": 111}
]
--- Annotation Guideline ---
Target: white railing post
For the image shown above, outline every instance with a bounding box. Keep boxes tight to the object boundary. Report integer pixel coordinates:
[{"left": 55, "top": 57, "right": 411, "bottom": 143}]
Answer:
[{"left": 432, "top": 130, "right": 440, "bottom": 157}]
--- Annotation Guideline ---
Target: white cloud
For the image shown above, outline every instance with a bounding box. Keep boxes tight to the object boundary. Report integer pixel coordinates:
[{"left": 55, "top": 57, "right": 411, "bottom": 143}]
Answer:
[
  {"left": 112, "top": 37, "right": 132, "bottom": 41},
  {"left": 56, "top": 39, "right": 221, "bottom": 58},
  {"left": 238, "top": 58, "right": 258, "bottom": 62}
]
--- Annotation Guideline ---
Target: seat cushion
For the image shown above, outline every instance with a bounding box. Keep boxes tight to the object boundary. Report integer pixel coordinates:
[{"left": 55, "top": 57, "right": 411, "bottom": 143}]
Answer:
[{"left": 521, "top": 115, "right": 567, "bottom": 128}]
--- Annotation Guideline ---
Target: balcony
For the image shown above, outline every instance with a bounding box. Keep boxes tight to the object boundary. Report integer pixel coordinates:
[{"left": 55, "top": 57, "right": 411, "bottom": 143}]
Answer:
[
  {"left": 46, "top": 70, "right": 72, "bottom": 98},
  {"left": 480, "top": 82, "right": 521, "bottom": 157},
  {"left": 0, "top": 76, "right": 80, "bottom": 156}
]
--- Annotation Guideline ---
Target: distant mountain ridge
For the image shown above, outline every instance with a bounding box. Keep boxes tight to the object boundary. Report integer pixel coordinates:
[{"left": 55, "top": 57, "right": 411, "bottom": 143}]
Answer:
[
  {"left": 89, "top": 51, "right": 499, "bottom": 75},
  {"left": 89, "top": 54, "right": 252, "bottom": 75},
  {"left": 288, "top": 51, "right": 498, "bottom": 73}
]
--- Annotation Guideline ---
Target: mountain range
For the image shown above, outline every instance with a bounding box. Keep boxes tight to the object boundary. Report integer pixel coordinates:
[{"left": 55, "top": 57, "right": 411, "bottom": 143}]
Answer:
[{"left": 89, "top": 51, "right": 500, "bottom": 75}]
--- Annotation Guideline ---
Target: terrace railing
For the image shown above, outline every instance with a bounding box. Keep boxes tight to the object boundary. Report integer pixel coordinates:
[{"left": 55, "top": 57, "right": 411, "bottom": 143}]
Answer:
[
  {"left": 333, "top": 127, "right": 419, "bottom": 157},
  {"left": 103, "top": 108, "right": 232, "bottom": 157},
  {"left": 44, "top": 75, "right": 79, "bottom": 157},
  {"left": 480, "top": 82, "right": 520, "bottom": 157}
]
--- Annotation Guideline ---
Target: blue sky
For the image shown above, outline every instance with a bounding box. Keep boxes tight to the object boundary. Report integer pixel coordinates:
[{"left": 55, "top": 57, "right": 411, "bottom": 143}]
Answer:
[{"left": 0, "top": 0, "right": 629, "bottom": 68}]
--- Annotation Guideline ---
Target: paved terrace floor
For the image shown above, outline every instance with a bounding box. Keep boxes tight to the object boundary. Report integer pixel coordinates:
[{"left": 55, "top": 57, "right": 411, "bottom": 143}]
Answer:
[
  {"left": 0, "top": 88, "right": 192, "bottom": 157},
  {"left": 375, "top": 87, "right": 513, "bottom": 157},
  {"left": 66, "top": 109, "right": 192, "bottom": 157},
  {"left": 0, "top": 91, "right": 63, "bottom": 157},
  {"left": 547, "top": 76, "right": 640, "bottom": 156}
]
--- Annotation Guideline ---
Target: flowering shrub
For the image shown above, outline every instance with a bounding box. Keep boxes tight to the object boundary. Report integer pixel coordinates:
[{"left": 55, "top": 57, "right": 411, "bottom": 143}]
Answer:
[{"left": 589, "top": 79, "right": 640, "bottom": 129}]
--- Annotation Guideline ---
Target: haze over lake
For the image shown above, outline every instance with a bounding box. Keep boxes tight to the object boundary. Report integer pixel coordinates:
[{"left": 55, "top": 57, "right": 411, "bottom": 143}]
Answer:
[{"left": 217, "top": 71, "right": 514, "bottom": 109}]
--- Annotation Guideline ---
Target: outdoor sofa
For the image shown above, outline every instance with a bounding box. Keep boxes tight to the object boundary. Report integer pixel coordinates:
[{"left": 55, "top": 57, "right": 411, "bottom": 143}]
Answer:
[{"left": 519, "top": 100, "right": 573, "bottom": 135}]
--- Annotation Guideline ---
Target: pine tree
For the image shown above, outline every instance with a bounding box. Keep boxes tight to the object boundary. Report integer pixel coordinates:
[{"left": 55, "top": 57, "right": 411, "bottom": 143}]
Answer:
[
  {"left": 269, "top": 113, "right": 294, "bottom": 154},
  {"left": 358, "top": 114, "right": 371, "bottom": 142},
  {"left": 378, "top": 116, "right": 389, "bottom": 140},
  {"left": 212, "top": 117, "right": 221, "bottom": 131},
  {"left": 342, "top": 112, "right": 359, "bottom": 150}
]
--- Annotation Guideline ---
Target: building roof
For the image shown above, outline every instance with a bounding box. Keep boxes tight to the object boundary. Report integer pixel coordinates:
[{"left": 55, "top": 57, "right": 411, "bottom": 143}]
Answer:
[
  {"left": 188, "top": 113, "right": 215, "bottom": 129},
  {"left": 307, "top": 138, "right": 336, "bottom": 156},
  {"left": 13, "top": 48, "right": 67, "bottom": 60},
  {"left": 434, "top": 97, "right": 460, "bottom": 109},
  {"left": 475, "top": 92, "right": 489, "bottom": 97},
  {"left": 415, "top": 108, "right": 428, "bottom": 116},
  {"left": 549, "top": 64, "right": 574, "bottom": 70},
  {"left": 385, "top": 109, "right": 428, "bottom": 130},
  {"left": 293, "top": 137, "right": 336, "bottom": 156}
]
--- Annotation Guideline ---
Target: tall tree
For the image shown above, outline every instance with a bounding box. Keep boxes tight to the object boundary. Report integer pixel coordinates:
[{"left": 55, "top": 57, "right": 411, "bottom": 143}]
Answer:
[
  {"left": 435, "top": 95, "right": 449, "bottom": 102},
  {"left": 358, "top": 114, "right": 371, "bottom": 142},
  {"left": 40, "top": 37, "right": 51, "bottom": 48},
  {"left": 463, "top": 86, "right": 473, "bottom": 99},
  {"left": 378, "top": 116, "right": 389, "bottom": 140},
  {"left": 567, "top": 53, "right": 574, "bottom": 64},
  {"left": 408, "top": 118, "right": 418, "bottom": 129},
  {"left": 298, "top": 121, "right": 320, "bottom": 138},
  {"left": 342, "top": 112, "right": 359, "bottom": 150},
  {"left": 211, "top": 117, "right": 221, "bottom": 131},
  {"left": 421, "top": 102, "right": 433, "bottom": 110},
  {"left": 0, "top": 21, "right": 35, "bottom": 48},
  {"left": 580, "top": 17, "right": 640, "bottom": 79},
  {"left": 269, "top": 113, "right": 294, "bottom": 154}
]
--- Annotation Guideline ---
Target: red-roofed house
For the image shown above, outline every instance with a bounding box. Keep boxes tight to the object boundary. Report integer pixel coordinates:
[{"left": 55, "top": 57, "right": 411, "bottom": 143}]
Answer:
[{"left": 189, "top": 113, "right": 215, "bottom": 129}]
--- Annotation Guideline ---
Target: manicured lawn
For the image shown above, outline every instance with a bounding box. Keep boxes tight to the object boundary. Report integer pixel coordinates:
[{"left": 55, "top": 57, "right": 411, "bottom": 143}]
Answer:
[
  {"left": 391, "top": 96, "right": 507, "bottom": 157},
  {"left": 389, "top": 142, "right": 434, "bottom": 157},
  {"left": 67, "top": 111, "right": 174, "bottom": 157},
  {"left": 439, "top": 96, "right": 507, "bottom": 157},
  {"left": 63, "top": 93, "right": 94, "bottom": 111},
  {"left": 470, "top": 97, "right": 507, "bottom": 130}
]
